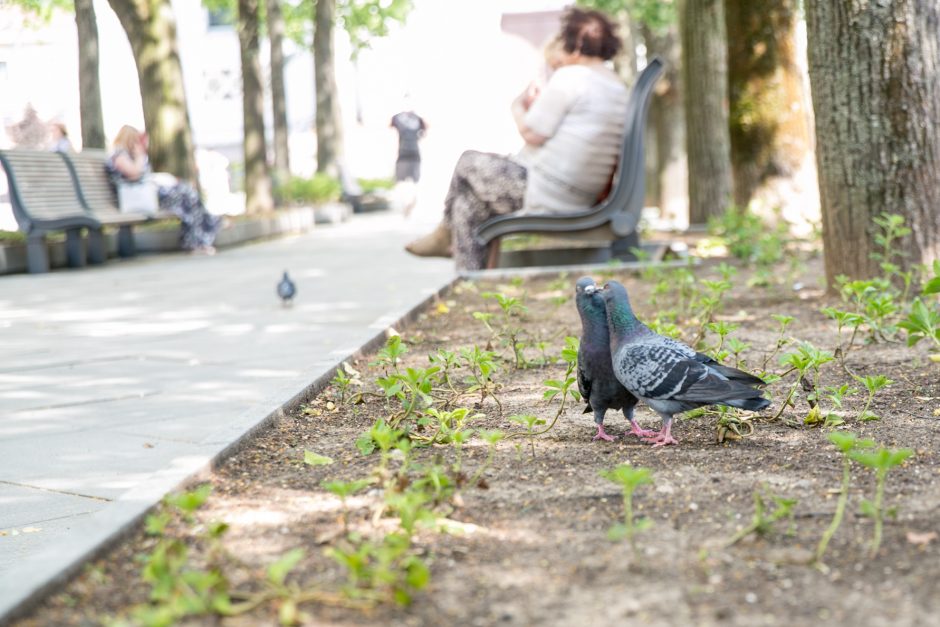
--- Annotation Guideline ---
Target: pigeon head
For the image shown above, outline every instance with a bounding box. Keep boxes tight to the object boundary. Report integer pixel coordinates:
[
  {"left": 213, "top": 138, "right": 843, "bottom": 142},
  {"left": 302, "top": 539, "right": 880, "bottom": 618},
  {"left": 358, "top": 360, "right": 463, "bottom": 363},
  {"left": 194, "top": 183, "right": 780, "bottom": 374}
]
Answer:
[
  {"left": 575, "top": 276, "right": 605, "bottom": 320},
  {"left": 600, "top": 280, "right": 639, "bottom": 332}
]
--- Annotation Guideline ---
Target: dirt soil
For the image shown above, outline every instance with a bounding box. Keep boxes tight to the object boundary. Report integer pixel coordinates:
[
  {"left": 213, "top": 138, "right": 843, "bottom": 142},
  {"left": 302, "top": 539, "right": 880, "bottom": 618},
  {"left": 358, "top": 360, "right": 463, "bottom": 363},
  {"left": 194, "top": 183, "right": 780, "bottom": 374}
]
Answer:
[{"left": 17, "top": 251, "right": 940, "bottom": 627}]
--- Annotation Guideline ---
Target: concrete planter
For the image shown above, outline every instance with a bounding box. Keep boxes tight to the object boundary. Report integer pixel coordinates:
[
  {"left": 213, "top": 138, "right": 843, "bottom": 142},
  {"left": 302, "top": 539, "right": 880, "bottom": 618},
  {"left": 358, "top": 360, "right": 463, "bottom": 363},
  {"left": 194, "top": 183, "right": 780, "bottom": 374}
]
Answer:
[{"left": 0, "top": 204, "right": 340, "bottom": 276}]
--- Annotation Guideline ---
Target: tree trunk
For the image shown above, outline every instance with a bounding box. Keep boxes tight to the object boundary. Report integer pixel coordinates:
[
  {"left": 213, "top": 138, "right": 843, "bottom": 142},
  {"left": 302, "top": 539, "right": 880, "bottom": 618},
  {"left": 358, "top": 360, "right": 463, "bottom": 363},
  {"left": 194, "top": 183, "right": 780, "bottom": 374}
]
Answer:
[
  {"left": 679, "top": 0, "right": 732, "bottom": 225},
  {"left": 313, "top": 0, "right": 342, "bottom": 175},
  {"left": 74, "top": 0, "right": 106, "bottom": 149},
  {"left": 725, "top": 0, "right": 810, "bottom": 208},
  {"left": 806, "top": 0, "right": 940, "bottom": 286},
  {"left": 265, "top": 0, "right": 290, "bottom": 187},
  {"left": 237, "top": 0, "right": 274, "bottom": 214},
  {"left": 107, "top": 0, "right": 196, "bottom": 181},
  {"left": 642, "top": 23, "right": 686, "bottom": 223}
]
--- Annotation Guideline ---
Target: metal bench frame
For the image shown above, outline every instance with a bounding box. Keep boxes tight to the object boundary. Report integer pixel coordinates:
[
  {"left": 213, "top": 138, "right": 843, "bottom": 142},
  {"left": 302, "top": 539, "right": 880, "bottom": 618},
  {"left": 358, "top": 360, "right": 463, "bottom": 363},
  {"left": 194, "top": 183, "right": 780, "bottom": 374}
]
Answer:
[
  {"left": 474, "top": 57, "right": 665, "bottom": 267},
  {"left": 0, "top": 149, "right": 102, "bottom": 273}
]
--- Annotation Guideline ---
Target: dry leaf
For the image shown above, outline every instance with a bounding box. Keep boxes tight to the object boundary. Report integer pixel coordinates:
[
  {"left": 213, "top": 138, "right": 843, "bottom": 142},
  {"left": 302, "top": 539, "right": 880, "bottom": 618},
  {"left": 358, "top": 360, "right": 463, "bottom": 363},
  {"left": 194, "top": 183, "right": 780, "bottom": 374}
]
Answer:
[{"left": 906, "top": 530, "right": 937, "bottom": 546}]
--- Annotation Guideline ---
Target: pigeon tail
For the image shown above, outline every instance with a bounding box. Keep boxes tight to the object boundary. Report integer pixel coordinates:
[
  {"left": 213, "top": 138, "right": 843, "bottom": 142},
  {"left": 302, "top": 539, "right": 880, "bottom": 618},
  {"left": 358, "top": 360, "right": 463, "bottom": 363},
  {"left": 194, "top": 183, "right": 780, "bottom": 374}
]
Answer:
[{"left": 725, "top": 396, "right": 771, "bottom": 412}]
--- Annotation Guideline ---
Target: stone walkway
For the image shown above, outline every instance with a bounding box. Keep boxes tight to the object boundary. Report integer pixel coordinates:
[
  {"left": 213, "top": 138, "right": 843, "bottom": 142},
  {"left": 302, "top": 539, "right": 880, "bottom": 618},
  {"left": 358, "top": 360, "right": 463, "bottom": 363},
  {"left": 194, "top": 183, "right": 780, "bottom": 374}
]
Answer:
[{"left": 0, "top": 212, "right": 454, "bottom": 621}]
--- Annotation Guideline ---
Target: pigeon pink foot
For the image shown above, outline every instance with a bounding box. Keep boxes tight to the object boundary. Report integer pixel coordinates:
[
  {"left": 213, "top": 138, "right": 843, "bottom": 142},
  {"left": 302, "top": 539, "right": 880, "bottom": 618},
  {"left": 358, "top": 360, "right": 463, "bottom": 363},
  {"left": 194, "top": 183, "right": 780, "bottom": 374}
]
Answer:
[
  {"left": 593, "top": 424, "right": 616, "bottom": 442},
  {"left": 640, "top": 422, "right": 678, "bottom": 446},
  {"left": 627, "top": 422, "right": 658, "bottom": 439}
]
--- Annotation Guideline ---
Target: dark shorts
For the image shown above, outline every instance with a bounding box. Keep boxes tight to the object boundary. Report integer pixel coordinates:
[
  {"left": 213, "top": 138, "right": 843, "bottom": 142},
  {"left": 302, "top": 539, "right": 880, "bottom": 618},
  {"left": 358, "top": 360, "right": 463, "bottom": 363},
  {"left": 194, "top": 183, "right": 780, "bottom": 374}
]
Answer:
[{"left": 395, "top": 158, "right": 421, "bottom": 182}]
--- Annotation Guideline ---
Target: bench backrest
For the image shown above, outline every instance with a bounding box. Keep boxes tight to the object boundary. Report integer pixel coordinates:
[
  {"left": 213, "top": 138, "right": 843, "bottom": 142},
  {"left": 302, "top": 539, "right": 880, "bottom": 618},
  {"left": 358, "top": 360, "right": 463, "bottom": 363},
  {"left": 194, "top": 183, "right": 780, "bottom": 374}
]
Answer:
[
  {"left": 474, "top": 57, "right": 664, "bottom": 244},
  {"left": 62, "top": 149, "right": 121, "bottom": 216},
  {"left": 0, "top": 149, "right": 99, "bottom": 232}
]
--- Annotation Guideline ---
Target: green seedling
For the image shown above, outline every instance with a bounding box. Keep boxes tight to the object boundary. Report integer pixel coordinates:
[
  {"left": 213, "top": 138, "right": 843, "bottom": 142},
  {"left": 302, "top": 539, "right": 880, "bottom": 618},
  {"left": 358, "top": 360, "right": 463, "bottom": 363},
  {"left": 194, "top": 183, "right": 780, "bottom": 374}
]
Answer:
[
  {"left": 509, "top": 414, "right": 545, "bottom": 458},
  {"left": 478, "top": 291, "right": 529, "bottom": 368},
  {"left": 331, "top": 362, "right": 363, "bottom": 404},
  {"left": 469, "top": 429, "right": 505, "bottom": 487},
  {"left": 849, "top": 445, "right": 914, "bottom": 556},
  {"left": 760, "top": 314, "right": 795, "bottom": 370},
  {"left": 821, "top": 306, "right": 866, "bottom": 370},
  {"left": 815, "top": 432, "right": 874, "bottom": 565},
  {"left": 370, "top": 334, "right": 408, "bottom": 374},
  {"left": 871, "top": 213, "right": 911, "bottom": 277},
  {"left": 322, "top": 479, "right": 371, "bottom": 533},
  {"left": 459, "top": 345, "right": 501, "bottom": 410},
  {"left": 599, "top": 464, "right": 654, "bottom": 553},
  {"left": 775, "top": 342, "right": 834, "bottom": 421},
  {"left": 327, "top": 531, "right": 429, "bottom": 606},
  {"left": 165, "top": 484, "right": 213, "bottom": 523},
  {"left": 413, "top": 462, "right": 456, "bottom": 504},
  {"left": 355, "top": 419, "right": 405, "bottom": 473},
  {"left": 922, "top": 259, "right": 940, "bottom": 296},
  {"left": 725, "top": 336, "right": 751, "bottom": 369},
  {"left": 378, "top": 366, "right": 440, "bottom": 426},
  {"left": 726, "top": 486, "right": 797, "bottom": 546},
  {"left": 418, "top": 407, "right": 482, "bottom": 446},
  {"left": 853, "top": 374, "right": 893, "bottom": 422},
  {"left": 429, "top": 349, "right": 461, "bottom": 399},
  {"left": 898, "top": 298, "right": 940, "bottom": 350},
  {"left": 705, "top": 320, "right": 739, "bottom": 357}
]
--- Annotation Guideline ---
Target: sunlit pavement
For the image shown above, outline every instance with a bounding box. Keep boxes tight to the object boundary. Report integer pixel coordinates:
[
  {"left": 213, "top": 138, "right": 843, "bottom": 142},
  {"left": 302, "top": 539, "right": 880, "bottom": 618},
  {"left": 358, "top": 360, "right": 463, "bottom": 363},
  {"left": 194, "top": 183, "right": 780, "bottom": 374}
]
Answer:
[{"left": 0, "top": 209, "right": 454, "bottom": 618}]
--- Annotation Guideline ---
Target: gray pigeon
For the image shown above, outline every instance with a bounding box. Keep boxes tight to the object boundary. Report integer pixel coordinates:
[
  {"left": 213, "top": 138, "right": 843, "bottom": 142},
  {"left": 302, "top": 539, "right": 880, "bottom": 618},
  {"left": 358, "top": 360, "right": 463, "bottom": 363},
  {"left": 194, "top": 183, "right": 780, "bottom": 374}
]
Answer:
[
  {"left": 600, "top": 280, "right": 770, "bottom": 446},
  {"left": 277, "top": 271, "right": 296, "bottom": 306},
  {"left": 575, "top": 277, "right": 653, "bottom": 442}
]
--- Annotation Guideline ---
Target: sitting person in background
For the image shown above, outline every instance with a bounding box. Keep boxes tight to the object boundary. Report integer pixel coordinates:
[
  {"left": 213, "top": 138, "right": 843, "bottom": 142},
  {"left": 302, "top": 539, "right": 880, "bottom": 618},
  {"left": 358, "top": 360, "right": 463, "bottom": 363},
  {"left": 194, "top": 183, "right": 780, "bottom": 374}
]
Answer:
[
  {"left": 405, "top": 7, "right": 629, "bottom": 270},
  {"left": 108, "top": 125, "right": 222, "bottom": 255},
  {"left": 48, "top": 122, "right": 73, "bottom": 153}
]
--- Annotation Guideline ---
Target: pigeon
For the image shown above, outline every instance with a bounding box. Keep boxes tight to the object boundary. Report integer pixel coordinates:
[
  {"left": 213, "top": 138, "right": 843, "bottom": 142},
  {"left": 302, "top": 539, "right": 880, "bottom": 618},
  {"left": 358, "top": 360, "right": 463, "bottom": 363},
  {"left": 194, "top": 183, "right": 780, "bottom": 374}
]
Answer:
[
  {"left": 575, "top": 277, "right": 654, "bottom": 442},
  {"left": 277, "top": 271, "right": 296, "bottom": 306},
  {"left": 600, "top": 280, "right": 770, "bottom": 446}
]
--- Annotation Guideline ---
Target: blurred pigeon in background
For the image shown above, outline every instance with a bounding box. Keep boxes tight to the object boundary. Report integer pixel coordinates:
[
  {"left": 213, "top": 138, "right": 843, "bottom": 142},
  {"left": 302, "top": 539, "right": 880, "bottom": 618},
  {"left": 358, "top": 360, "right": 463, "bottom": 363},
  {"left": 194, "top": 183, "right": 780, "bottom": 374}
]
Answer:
[
  {"left": 277, "top": 271, "right": 296, "bottom": 306},
  {"left": 601, "top": 280, "right": 770, "bottom": 446},
  {"left": 575, "top": 277, "right": 653, "bottom": 442}
]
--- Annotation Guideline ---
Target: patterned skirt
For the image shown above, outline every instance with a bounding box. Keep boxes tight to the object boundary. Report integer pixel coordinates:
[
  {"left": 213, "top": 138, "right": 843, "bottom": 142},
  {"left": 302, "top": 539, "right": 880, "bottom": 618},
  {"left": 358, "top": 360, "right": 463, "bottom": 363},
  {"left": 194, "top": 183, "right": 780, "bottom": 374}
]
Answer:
[
  {"left": 157, "top": 181, "right": 222, "bottom": 250},
  {"left": 443, "top": 150, "right": 527, "bottom": 271}
]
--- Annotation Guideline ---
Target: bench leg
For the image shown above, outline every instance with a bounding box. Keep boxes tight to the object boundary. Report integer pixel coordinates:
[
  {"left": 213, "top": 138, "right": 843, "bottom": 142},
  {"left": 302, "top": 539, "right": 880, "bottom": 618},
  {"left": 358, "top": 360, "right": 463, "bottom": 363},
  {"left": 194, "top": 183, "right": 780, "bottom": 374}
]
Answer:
[
  {"left": 484, "top": 238, "right": 501, "bottom": 270},
  {"left": 117, "top": 225, "right": 136, "bottom": 258},
  {"left": 65, "top": 229, "right": 86, "bottom": 268},
  {"left": 26, "top": 233, "right": 50, "bottom": 274},
  {"left": 610, "top": 231, "right": 641, "bottom": 260},
  {"left": 87, "top": 228, "right": 107, "bottom": 264}
]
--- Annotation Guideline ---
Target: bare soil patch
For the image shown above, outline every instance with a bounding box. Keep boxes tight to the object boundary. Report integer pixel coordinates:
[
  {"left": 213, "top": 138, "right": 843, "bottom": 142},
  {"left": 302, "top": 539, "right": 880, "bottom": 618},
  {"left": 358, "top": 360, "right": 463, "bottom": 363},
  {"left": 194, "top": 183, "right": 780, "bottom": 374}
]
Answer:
[{"left": 17, "top": 252, "right": 940, "bottom": 627}]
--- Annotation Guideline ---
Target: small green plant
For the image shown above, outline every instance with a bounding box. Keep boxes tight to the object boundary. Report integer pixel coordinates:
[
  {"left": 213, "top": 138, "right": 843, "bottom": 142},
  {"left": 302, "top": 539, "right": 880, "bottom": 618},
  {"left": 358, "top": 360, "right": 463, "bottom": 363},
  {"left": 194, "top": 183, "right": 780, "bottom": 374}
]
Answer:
[
  {"left": 815, "top": 432, "right": 874, "bottom": 565},
  {"left": 377, "top": 366, "right": 441, "bottom": 426},
  {"left": 322, "top": 479, "right": 372, "bottom": 533},
  {"left": 459, "top": 345, "right": 500, "bottom": 409},
  {"left": 331, "top": 362, "right": 363, "bottom": 404},
  {"left": 898, "top": 298, "right": 940, "bottom": 350},
  {"left": 279, "top": 173, "right": 342, "bottom": 205},
  {"left": 508, "top": 414, "right": 545, "bottom": 458},
  {"left": 761, "top": 314, "right": 795, "bottom": 370},
  {"left": 370, "top": 334, "right": 408, "bottom": 375},
  {"left": 327, "top": 532, "right": 429, "bottom": 606},
  {"left": 477, "top": 291, "right": 529, "bottom": 368},
  {"left": 303, "top": 450, "right": 334, "bottom": 466},
  {"left": 726, "top": 486, "right": 797, "bottom": 546},
  {"left": 853, "top": 374, "right": 893, "bottom": 422},
  {"left": 849, "top": 445, "right": 914, "bottom": 556},
  {"left": 599, "top": 464, "right": 654, "bottom": 553},
  {"left": 775, "top": 342, "right": 834, "bottom": 421}
]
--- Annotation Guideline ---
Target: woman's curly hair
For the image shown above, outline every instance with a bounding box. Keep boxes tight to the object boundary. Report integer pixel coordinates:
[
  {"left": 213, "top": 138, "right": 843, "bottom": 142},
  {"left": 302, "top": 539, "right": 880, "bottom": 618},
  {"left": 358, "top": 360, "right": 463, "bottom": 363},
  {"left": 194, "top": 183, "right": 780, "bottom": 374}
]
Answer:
[{"left": 557, "top": 7, "right": 622, "bottom": 61}]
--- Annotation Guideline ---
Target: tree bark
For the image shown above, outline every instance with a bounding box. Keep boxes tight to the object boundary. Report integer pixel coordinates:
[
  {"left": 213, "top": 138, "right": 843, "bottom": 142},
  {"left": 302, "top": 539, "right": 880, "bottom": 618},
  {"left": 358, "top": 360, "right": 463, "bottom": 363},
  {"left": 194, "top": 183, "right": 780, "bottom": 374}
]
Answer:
[
  {"left": 237, "top": 0, "right": 273, "bottom": 214},
  {"left": 679, "top": 0, "right": 732, "bottom": 225},
  {"left": 74, "top": 0, "right": 106, "bottom": 149},
  {"left": 725, "top": 0, "right": 810, "bottom": 207},
  {"left": 313, "top": 0, "right": 342, "bottom": 175},
  {"left": 642, "top": 22, "right": 686, "bottom": 222},
  {"left": 265, "top": 0, "right": 290, "bottom": 187},
  {"left": 806, "top": 0, "right": 940, "bottom": 286},
  {"left": 107, "top": 0, "right": 196, "bottom": 181}
]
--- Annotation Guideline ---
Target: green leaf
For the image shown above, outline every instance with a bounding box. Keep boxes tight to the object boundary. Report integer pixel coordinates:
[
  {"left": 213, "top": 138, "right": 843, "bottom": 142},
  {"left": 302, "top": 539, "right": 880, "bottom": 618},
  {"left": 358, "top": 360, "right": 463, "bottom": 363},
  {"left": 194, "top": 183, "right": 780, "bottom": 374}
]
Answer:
[
  {"left": 860, "top": 499, "right": 877, "bottom": 518},
  {"left": 607, "top": 523, "right": 629, "bottom": 541},
  {"left": 405, "top": 558, "right": 430, "bottom": 589},
  {"left": 355, "top": 434, "right": 376, "bottom": 456},
  {"left": 303, "top": 450, "right": 334, "bottom": 466},
  {"left": 267, "top": 548, "right": 305, "bottom": 586}
]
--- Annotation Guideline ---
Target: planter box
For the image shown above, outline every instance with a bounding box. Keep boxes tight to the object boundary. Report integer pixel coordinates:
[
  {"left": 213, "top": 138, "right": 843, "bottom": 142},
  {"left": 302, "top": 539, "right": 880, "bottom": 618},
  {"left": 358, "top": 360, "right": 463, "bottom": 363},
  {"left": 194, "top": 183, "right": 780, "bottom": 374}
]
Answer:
[{"left": 0, "top": 203, "right": 342, "bottom": 276}]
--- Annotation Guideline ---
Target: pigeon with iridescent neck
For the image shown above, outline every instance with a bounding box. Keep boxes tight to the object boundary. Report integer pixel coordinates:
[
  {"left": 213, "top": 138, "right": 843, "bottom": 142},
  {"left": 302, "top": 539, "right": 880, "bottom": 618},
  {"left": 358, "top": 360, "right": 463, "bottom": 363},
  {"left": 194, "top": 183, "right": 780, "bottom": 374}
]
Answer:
[
  {"left": 575, "top": 277, "right": 654, "bottom": 442},
  {"left": 600, "top": 280, "right": 770, "bottom": 446}
]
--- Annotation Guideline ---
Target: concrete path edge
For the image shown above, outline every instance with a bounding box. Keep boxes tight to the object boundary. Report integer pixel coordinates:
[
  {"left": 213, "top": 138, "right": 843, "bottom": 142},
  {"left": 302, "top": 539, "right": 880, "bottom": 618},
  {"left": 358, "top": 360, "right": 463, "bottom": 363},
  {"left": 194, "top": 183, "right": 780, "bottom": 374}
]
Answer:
[{"left": 0, "top": 275, "right": 458, "bottom": 626}]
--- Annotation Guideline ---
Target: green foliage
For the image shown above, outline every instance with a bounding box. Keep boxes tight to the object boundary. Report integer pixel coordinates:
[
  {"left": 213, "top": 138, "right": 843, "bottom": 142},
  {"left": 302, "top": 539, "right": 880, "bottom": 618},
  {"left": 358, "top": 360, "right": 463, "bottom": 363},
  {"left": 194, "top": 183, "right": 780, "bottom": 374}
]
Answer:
[
  {"left": 898, "top": 299, "right": 940, "bottom": 349},
  {"left": 338, "top": 0, "right": 414, "bottom": 59},
  {"left": 707, "top": 207, "right": 787, "bottom": 269},
  {"left": 331, "top": 361, "right": 363, "bottom": 404},
  {"left": 477, "top": 291, "right": 529, "bottom": 369},
  {"left": 849, "top": 445, "right": 914, "bottom": 556},
  {"left": 599, "top": 464, "right": 654, "bottom": 551},
  {"left": 815, "top": 432, "right": 874, "bottom": 565},
  {"left": 371, "top": 334, "right": 408, "bottom": 373},
  {"left": 509, "top": 414, "right": 546, "bottom": 458},
  {"left": 853, "top": 374, "right": 893, "bottom": 422},
  {"left": 277, "top": 173, "right": 342, "bottom": 205},
  {"left": 356, "top": 177, "right": 395, "bottom": 193},
  {"left": 303, "top": 450, "right": 334, "bottom": 466},
  {"left": 459, "top": 345, "right": 500, "bottom": 408},
  {"left": 577, "top": 0, "right": 676, "bottom": 33},
  {"left": 726, "top": 486, "right": 797, "bottom": 546}
]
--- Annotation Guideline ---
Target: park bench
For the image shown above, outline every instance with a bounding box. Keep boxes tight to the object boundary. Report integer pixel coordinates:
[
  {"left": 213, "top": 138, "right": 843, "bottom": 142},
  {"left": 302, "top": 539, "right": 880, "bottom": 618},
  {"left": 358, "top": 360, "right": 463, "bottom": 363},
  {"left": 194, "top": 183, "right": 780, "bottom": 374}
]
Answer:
[
  {"left": 475, "top": 57, "right": 665, "bottom": 269},
  {"left": 0, "top": 149, "right": 101, "bottom": 273},
  {"left": 62, "top": 149, "right": 175, "bottom": 259}
]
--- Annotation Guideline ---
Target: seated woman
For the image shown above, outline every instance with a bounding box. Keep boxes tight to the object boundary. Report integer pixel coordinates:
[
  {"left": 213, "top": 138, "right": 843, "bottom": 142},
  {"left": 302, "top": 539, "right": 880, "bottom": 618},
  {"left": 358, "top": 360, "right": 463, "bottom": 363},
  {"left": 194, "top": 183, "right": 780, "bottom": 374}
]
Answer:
[
  {"left": 108, "top": 125, "right": 223, "bottom": 255},
  {"left": 405, "top": 7, "right": 629, "bottom": 271}
]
